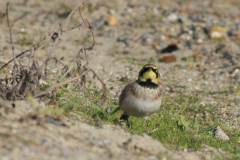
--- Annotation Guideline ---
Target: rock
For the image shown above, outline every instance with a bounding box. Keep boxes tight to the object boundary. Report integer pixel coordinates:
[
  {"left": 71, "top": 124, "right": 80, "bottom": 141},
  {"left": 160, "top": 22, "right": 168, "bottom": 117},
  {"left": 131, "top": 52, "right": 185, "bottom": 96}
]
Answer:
[
  {"left": 227, "top": 30, "right": 237, "bottom": 37},
  {"left": 106, "top": 108, "right": 111, "bottom": 113},
  {"left": 45, "top": 116, "right": 65, "bottom": 127},
  {"left": 192, "top": 32, "right": 199, "bottom": 40},
  {"left": 160, "top": 44, "right": 179, "bottom": 53},
  {"left": 203, "top": 26, "right": 211, "bottom": 36},
  {"left": 185, "top": 40, "right": 192, "bottom": 48},
  {"left": 233, "top": 75, "right": 239, "bottom": 80},
  {"left": 211, "top": 31, "right": 223, "bottom": 39},
  {"left": 218, "top": 21, "right": 227, "bottom": 27},
  {"left": 196, "top": 39, "right": 203, "bottom": 45},
  {"left": 160, "top": 55, "right": 177, "bottom": 63},
  {"left": 215, "top": 44, "right": 225, "bottom": 53},
  {"left": 193, "top": 53, "right": 200, "bottom": 59},
  {"left": 92, "top": 17, "right": 107, "bottom": 29},
  {"left": 223, "top": 52, "right": 233, "bottom": 60},
  {"left": 233, "top": 36, "right": 240, "bottom": 41},
  {"left": 214, "top": 126, "right": 230, "bottom": 141},
  {"left": 167, "top": 13, "right": 178, "bottom": 22},
  {"left": 210, "top": 26, "right": 227, "bottom": 39},
  {"left": 106, "top": 15, "right": 117, "bottom": 26}
]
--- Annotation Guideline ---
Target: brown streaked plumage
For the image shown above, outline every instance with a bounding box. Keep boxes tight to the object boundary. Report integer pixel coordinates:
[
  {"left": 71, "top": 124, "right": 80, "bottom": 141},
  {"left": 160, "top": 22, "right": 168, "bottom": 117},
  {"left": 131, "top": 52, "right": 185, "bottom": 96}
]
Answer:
[{"left": 119, "top": 64, "right": 162, "bottom": 127}]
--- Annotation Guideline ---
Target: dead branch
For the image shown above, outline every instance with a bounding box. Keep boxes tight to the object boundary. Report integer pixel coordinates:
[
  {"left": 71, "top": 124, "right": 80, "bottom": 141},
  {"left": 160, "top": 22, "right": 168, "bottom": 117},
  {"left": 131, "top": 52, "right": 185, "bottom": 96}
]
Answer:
[
  {"left": 0, "top": 1, "right": 106, "bottom": 105},
  {"left": 6, "top": 2, "right": 17, "bottom": 87},
  {"left": 33, "top": 69, "right": 90, "bottom": 98}
]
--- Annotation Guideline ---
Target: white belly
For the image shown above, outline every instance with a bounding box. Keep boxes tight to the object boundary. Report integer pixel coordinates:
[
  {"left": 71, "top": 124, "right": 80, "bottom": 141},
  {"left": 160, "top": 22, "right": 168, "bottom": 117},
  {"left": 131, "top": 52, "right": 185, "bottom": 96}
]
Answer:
[{"left": 120, "top": 94, "right": 162, "bottom": 117}]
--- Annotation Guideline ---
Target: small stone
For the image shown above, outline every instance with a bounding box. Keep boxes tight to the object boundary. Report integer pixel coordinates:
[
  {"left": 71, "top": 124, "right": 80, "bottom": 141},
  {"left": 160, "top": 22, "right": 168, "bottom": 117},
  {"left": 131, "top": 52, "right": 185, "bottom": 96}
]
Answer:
[
  {"left": 167, "top": 13, "right": 178, "bottom": 22},
  {"left": 196, "top": 39, "right": 203, "bottom": 45},
  {"left": 160, "top": 55, "right": 177, "bottom": 63},
  {"left": 181, "top": 57, "right": 187, "bottom": 61},
  {"left": 218, "top": 21, "right": 227, "bottom": 27},
  {"left": 193, "top": 53, "right": 200, "bottom": 59},
  {"left": 159, "top": 42, "right": 165, "bottom": 47},
  {"left": 223, "top": 52, "right": 233, "bottom": 60},
  {"left": 107, "top": 15, "right": 117, "bottom": 26},
  {"left": 233, "top": 75, "right": 239, "bottom": 80},
  {"left": 203, "top": 111, "right": 210, "bottom": 119},
  {"left": 214, "top": 126, "right": 230, "bottom": 141},
  {"left": 210, "top": 26, "right": 227, "bottom": 39},
  {"left": 233, "top": 36, "right": 240, "bottom": 41},
  {"left": 207, "top": 17, "right": 214, "bottom": 22},
  {"left": 211, "top": 31, "right": 223, "bottom": 39},
  {"left": 160, "top": 44, "right": 179, "bottom": 53},
  {"left": 211, "top": 26, "right": 227, "bottom": 33},
  {"left": 215, "top": 44, "right": 225, "bottom": 53},
  {"left": 203, "top": 27, "right": 211, "bottom": 35},
  {"left": 106, "top": 108, "right": 111, "bottom": 113},
  {"left": 228, "top": 30, "right": 237, "bottom": 37},
  {"left": 185, "top": 40, "right": 192, "bottom": 48},
  {"left": 172, "top": 39, "right": 179, "bottom": 44},
  {"left": 192, "top": 32, "right": 199, "bottom": 40}
]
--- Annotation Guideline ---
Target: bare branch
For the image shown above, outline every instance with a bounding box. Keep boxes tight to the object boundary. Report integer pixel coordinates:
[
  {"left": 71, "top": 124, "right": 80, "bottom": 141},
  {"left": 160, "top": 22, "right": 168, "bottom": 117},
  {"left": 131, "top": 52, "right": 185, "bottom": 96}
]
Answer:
[
  {"left": 0, "top": 1, "right": 106, "bottom": 106},
  {"left": 6, "top": 2, "right": 17, "bottom": 87},
  {"left": 33, "top": 70, "right": 90, "bottom": 98}
]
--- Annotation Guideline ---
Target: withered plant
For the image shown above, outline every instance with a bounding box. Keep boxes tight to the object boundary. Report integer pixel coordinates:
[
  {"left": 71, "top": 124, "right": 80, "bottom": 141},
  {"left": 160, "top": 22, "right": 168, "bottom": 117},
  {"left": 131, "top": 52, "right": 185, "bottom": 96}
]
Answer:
[{"left": 0, "top": 2, "right": 106, "bottom": 105}]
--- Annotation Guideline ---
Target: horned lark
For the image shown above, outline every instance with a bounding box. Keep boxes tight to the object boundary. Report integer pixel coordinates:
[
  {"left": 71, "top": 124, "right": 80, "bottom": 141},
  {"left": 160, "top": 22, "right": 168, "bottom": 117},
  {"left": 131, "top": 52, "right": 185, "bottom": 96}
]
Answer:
[{"left": 119, "top": 64, "right": 162, "bottom": 127}]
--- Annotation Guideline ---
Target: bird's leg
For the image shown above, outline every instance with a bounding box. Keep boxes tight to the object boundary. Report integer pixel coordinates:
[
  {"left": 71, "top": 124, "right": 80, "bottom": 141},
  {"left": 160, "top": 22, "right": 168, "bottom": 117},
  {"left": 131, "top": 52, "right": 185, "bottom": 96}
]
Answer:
[
  {"left": 120, "top": 112, "right": 130, "bottom": 128},
  {"left": 144, "top": 116, "right": 150, "bottom": 129},
  {"left": 126, "top": 117, "right": 130, "bottom": 128}
]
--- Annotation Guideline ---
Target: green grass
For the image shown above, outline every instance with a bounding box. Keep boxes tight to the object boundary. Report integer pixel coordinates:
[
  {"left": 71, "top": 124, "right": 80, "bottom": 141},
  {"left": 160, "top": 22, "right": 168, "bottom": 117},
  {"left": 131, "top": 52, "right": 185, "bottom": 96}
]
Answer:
[
  {"left": 17, "top": 36, "right": 34, "bottom": 46},
  {"left": 57, "top": 83, "right": 240, "bottom": 159}
]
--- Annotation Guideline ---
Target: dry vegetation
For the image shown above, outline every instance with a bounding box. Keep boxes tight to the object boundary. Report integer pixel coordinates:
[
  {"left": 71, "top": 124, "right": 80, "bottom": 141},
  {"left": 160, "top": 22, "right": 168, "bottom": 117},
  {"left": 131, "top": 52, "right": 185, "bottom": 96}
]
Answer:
[{"left": 0, "top": 1, "right": 106, "bottom": 103}]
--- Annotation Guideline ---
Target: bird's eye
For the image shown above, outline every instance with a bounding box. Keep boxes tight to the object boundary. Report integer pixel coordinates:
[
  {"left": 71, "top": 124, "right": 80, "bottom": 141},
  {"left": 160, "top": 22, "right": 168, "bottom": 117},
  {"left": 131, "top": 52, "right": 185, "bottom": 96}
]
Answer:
[{"left": 152, "top": 69, "right": 158, "bottom": 78}]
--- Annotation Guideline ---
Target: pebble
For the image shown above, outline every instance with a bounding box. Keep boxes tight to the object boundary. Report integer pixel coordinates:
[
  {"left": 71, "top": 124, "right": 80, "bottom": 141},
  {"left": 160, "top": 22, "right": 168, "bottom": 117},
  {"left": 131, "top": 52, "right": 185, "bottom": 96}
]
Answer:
[
  {"left": 233, "top": 75, "right": 239, "bottom": 80},
  {"left": 227, "top": 30, "right": 237, "bottom": 37},
  {"left": 160, "top": 55, "right": 177, "bottom": 63},
  {"left": 185, "top": 41, "right": 192, "bottom": 48},
  {"left": 218, "top": 21, "right": 227, "bottom": 27},
  {"left": 160, "top": 44, "right": 179, "bottom": 53},
  {"left": 203, "top": 27, "right": 211, "bottom": 36},
  {"left": 215, "top": 44, "right": 225, "bottom": 53},
  {"left": 106, "top": 108, "right": 111, "bottom": 113},
  {"left": 223, "top": 52, "right": 233, "bottom": 60},
  {"left": 106, "top": 15, "right": 117, "bottom": 26},
  {"left": 210, "top": 26, "right": 227, "bottom": 39},
  {"left": 211, "top": 31, "right": 223, "bottom": 39},
  {"left": 167, "top": 13, "right": 178, "bottom": 22},
  {"left": 192, "top": 32, "right": 199, "bottom": 40},
  {"left": 214, "top": 126, "right": 230, "bottom": 141}
]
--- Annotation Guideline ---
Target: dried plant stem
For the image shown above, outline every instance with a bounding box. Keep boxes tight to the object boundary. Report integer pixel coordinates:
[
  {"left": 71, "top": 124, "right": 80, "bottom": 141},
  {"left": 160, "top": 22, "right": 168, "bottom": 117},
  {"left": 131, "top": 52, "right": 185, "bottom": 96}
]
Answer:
[
  {"left": 0, "top": 50, "right": 31, "bottom": 71},
  {"left": 0, "top": 1, "right": 106, "bottom": 104},
  {"left": 33, "top": 70, "right": 90, "bottom": 98},
  {"left": 6, "top": 2, "right": 17, "bottom": 87}
]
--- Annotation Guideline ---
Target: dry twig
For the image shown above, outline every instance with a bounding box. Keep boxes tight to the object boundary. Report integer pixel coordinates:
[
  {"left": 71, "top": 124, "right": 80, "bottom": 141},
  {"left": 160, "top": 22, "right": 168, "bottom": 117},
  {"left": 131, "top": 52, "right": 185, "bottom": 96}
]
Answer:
[{"left": 0, "top": 1, "right": 106, "bottom": 105}]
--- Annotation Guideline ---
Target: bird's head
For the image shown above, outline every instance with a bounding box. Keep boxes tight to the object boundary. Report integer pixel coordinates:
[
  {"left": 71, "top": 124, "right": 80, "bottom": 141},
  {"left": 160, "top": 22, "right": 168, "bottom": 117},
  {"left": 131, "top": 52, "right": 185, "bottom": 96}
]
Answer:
[{"left": 138, "top": 64, "right": 160, "bottom": 85}]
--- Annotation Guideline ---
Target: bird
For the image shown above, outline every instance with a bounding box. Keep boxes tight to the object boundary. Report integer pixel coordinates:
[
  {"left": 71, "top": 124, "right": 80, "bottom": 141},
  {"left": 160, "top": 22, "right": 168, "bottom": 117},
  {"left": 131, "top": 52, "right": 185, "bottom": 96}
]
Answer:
[{"left": 119, "top": 64, "right": 162, "bottom": 128}]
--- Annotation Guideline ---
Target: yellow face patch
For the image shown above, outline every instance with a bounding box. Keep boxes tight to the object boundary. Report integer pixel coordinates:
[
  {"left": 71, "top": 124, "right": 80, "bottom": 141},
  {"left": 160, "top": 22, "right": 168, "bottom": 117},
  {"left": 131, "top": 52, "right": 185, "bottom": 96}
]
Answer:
[{"left": 138, "top": 64, "right": 160, "bottom": 84}]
